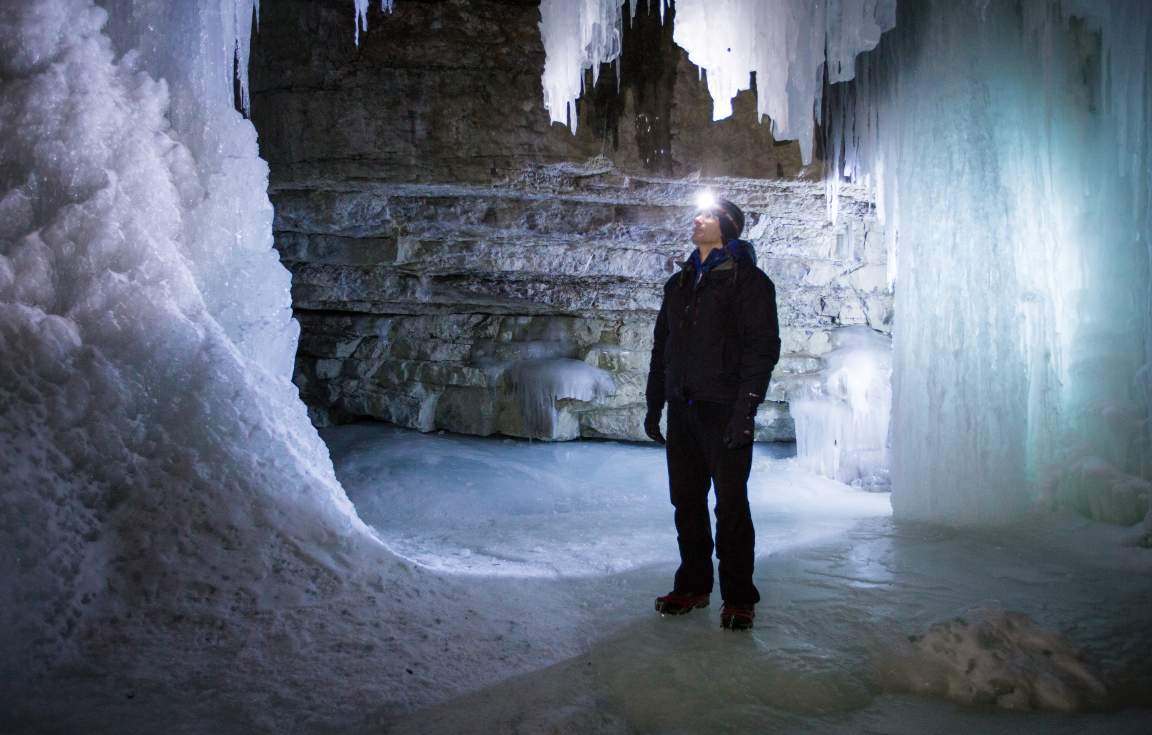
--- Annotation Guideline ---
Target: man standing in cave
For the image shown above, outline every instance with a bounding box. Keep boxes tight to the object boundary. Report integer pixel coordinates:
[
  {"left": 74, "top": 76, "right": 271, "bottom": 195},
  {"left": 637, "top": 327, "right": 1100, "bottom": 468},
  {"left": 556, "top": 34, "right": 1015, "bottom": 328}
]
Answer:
[{"left": 643, "top": 194, "right": 780, "bottom": 631}]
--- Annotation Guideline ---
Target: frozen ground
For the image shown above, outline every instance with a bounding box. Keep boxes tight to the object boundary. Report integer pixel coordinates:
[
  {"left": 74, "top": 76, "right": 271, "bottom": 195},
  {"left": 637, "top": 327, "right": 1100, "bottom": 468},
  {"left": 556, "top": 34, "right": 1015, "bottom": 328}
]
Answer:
[
  {"left": 8, "top": 422, "right": 1149, "bottom": 734},
  {"left": 327, "top": 422, "right": 1152, "bottom": 734}
]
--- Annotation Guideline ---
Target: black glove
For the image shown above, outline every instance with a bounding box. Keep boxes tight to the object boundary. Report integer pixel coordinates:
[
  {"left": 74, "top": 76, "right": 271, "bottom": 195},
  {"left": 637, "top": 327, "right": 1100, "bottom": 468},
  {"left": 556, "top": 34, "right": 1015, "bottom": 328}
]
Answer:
[
  {"left": 644, "top": 408, "right": 666, "bottom": 445},
  {"left": 723, "top": 396, "right": 760, "bottom": 449}
]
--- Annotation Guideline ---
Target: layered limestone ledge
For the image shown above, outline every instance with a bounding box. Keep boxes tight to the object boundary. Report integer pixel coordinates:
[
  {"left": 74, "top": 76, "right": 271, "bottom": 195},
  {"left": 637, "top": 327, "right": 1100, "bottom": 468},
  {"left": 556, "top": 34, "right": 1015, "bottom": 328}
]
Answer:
[{"left": 275, "top": 165, "right": 890, "bottom": 441}]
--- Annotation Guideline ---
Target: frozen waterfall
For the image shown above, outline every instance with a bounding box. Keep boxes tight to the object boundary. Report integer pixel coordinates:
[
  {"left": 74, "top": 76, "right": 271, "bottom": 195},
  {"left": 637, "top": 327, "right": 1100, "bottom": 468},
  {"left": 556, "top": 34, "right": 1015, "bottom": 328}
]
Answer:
[
  {"left": 536, "top": 0, "right": 1150, "bottom": 528},
  {"left": 826, "top": 0, "right": 1152, "bottom": 525},
  {"left": 790, "top": 327, "right": 892, "bottom": 490}
]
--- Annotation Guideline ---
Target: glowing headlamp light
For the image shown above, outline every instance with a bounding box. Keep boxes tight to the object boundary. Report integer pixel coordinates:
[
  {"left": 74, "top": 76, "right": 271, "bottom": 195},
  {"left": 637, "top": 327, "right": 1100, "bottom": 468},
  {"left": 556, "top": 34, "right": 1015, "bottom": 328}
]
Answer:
[{"left": 695, "top": 190, "right": 717, "bottom": 211}]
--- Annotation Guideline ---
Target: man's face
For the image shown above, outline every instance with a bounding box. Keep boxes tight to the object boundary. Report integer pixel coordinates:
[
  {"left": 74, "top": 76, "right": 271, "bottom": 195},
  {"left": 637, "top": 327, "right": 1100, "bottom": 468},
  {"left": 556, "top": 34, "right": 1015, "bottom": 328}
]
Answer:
[{"left": 692, "top": 209, "right": 723, "bottom": 246}]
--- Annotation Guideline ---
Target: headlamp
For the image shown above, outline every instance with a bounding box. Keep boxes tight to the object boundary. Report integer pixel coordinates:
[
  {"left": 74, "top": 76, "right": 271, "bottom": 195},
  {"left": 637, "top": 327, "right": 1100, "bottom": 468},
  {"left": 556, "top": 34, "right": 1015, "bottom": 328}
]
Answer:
[{"left": 695, "top": 190, "right": 716, "bottom": 211}]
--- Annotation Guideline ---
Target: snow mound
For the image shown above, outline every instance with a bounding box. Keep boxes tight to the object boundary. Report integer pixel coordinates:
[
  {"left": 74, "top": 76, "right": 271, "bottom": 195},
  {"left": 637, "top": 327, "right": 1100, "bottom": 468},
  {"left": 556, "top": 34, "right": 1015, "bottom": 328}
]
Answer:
[{"left": 878, "top": 608, "right": 1109, "bottom": 712}]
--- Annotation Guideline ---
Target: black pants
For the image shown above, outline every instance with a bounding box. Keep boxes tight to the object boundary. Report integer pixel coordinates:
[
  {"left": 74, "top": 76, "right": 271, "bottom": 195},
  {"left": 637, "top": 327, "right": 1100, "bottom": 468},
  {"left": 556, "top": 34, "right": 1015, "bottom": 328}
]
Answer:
[{"left": 665, "top": 398, "right": 761, "bottom": 605}]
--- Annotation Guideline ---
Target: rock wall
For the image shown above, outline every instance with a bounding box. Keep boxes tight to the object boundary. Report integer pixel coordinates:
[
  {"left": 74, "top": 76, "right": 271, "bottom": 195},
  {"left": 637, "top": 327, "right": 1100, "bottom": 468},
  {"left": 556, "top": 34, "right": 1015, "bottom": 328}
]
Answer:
[{"left": 250, "top": 0, "right": 892, "bottom": 441}]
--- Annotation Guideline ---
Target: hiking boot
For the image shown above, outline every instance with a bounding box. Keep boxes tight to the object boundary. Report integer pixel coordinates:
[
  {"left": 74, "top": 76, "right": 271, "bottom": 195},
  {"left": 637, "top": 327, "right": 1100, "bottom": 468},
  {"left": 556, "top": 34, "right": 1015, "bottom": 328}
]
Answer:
[
  {"left": 721, "top": 602, "right": 755, "bottom": 630},
  {"left": 654, "top": 591, "right": 710, "bottom": 615}
]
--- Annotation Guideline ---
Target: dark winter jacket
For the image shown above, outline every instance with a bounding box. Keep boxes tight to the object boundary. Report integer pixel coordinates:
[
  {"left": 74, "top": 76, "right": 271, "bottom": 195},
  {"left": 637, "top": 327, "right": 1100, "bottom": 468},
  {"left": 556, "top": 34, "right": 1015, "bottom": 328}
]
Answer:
[{"left": 645, "top": 240, "right": 781, "bottom": 410}]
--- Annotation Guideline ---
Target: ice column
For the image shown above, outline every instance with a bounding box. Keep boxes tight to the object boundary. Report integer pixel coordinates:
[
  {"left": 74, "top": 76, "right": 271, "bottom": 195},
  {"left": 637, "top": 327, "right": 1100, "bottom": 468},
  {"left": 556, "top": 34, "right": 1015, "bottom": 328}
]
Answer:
[
  {"left": 826, "top": 0, "right": 1152, "bottom": 524},
  {"left": 100, "top": 0, "right": 298, "bottom": 379},
  {"left": 790, "top": 327, "right": 893, "bottom": 490}
]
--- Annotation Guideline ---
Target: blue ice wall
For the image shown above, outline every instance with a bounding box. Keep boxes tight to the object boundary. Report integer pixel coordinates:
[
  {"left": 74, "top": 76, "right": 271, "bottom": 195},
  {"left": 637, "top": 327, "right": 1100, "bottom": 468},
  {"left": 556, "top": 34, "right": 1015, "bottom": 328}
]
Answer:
[{"left": 828, "top": 0, "right": 1152, "bottom": 524}]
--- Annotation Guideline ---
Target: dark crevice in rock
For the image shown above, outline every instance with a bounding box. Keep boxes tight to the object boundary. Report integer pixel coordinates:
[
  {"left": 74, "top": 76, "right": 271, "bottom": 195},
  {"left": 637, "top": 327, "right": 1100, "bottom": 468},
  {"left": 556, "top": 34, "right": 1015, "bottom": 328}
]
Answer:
[{"left": 581, "top": 0, "right": 679, "bottom": 173}]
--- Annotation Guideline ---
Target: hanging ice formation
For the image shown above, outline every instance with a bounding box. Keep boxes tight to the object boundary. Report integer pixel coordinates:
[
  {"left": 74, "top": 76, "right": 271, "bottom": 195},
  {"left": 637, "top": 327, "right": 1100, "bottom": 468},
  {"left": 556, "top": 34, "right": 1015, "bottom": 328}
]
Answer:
[
  {"left": 539, "top": 0, "right": 893, "bottom": 158},
  {"left": 790, "top": 327, "right": 892, "bottom": 490},
  {"left": 825, "top": 0, "right": 1152, "bottom": 525},
  {"left": 540, "top": 0, "right": 629, "bottom": 133},
  {"left": 672, "top": 0, "right": 894, "bottom": 163},
  {"left": 501, "top": 359, "right": 616, "bottom": 440},
  {"left": 354, "top": 0, "right": 395, "bottom": 46}
]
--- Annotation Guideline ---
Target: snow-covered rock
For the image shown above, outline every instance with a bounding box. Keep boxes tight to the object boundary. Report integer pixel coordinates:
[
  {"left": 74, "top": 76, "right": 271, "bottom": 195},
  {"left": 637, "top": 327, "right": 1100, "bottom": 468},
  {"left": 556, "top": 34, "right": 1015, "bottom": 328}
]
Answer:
[{"left": 879, "top": 609, "right": 1109, "bottom": 712}]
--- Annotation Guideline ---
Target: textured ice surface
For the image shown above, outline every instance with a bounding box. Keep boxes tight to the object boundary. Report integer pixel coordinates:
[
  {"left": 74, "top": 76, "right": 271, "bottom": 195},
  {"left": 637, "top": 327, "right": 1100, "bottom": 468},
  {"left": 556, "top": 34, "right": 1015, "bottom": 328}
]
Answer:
[
  {"left": 0, "top": 0, "right": 371, "bottom": 702},
  {"left": 327, "top": 423, "right": 889, "bottom": 577},
  {"left": 791, "top": 326, "right": 892, "bottom": 489},
  {"left": 826, "top": 0, "right": 1152, "bottom": 525}
]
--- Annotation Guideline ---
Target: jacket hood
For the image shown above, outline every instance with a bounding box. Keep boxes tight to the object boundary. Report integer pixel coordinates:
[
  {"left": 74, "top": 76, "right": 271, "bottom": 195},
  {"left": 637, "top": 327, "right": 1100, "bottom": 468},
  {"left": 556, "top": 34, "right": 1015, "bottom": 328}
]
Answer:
[{"left": 724, "top": 238, "right": 757, "bottom": 266}]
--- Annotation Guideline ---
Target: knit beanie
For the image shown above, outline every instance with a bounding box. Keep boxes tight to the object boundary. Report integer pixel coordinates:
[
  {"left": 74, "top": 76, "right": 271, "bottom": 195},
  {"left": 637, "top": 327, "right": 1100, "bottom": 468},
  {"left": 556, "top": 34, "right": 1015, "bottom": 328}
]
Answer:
[{"left": 714, "top": 198, "right": 745, "bottom": 242}]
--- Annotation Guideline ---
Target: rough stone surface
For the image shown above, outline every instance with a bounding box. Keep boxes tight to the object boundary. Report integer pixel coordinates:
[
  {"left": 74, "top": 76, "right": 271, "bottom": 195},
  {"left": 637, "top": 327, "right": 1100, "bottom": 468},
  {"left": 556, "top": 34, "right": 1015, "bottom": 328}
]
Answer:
[
  {"left": 250, "top": 0, "right": 893, "bottom": 441},
  {"left": 277, "top": 168, "right": 888, "bottom": 441}
]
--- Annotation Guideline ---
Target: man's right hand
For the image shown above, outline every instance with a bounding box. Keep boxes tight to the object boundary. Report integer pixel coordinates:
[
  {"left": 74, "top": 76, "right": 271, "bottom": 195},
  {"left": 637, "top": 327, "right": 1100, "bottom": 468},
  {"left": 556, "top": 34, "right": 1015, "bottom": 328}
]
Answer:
[{"left": 644, "top": 410, "right": 666, "bottom": 445}]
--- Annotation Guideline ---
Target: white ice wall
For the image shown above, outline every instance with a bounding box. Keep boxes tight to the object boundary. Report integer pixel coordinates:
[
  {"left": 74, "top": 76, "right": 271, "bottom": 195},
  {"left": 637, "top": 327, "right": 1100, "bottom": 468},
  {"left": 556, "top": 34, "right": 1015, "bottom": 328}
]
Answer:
[
  {"left": 100, "top": 0, "right": 297, "bottom": 379},
  {"left": 0, "top": 0, "right": 370, "bottom": 690}
]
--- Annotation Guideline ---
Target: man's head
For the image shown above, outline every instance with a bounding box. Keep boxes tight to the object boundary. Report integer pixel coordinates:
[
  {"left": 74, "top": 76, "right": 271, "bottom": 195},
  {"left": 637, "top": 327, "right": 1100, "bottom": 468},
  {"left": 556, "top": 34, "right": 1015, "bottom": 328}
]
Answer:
[{"left": 692, "top": 195, "right": 745, "bottom": 248}]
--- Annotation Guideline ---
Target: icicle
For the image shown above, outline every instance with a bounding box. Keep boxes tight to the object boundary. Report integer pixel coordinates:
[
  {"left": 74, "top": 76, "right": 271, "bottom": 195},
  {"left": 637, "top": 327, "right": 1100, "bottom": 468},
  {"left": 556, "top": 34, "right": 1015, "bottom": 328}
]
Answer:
[
  {"left": 539, "top": 0, "right": 627, "bottom": 134},
  {"left": 354, "top": 0, "right": 367, "bottom": 46},
  {"left": 233, "top": 0, "right": 259, "bottom": 113},
  {"left": 353, "top": 0, "right": 395, "bottom": 47},
  {"left": 669, "top": 0, "right": 894, "bottom": 164}
]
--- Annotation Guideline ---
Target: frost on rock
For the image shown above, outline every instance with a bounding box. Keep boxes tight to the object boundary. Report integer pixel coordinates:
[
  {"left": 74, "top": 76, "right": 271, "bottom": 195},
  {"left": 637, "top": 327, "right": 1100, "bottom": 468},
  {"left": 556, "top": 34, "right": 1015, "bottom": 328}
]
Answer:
[
  {"left": 879, "top": 609, "right": 1109, "bottom": 712},
  {"left": 501, "top": 358, "right": 616, "bottom": 439},
  {"left": 0, "top": 0, "right": 372, "bottom": 696},
  {"left": 790, "top": 326, "right": 892, "bottom": 490},
  {"left": 826, "top": 0, "right": 1152, "bottom": 525}
]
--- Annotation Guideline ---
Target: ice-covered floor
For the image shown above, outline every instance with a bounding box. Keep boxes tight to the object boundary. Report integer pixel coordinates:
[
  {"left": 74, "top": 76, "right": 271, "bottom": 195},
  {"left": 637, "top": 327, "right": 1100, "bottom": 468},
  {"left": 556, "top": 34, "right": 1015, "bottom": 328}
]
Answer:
[
  {"left": 327, "top": 422, "right": 1152, "bottom": 734},
  {"left": 327, "top": 423, "right": 888, "bottom": 580}
]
